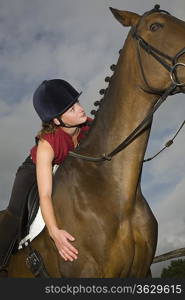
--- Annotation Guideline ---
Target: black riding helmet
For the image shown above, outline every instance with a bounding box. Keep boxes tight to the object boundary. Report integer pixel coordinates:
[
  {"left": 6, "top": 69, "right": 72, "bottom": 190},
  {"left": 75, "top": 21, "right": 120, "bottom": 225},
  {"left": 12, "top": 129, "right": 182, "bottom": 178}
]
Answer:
[{"left": 33, "top": 79, "right": 82, "bottom": 123}]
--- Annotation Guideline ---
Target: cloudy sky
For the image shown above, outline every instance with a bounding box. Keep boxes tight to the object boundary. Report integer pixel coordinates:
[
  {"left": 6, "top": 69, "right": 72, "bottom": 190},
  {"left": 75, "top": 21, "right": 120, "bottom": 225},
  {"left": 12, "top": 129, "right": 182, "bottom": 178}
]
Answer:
[{"left": 0, "top": 0, "right": 185, "bottom": 277}]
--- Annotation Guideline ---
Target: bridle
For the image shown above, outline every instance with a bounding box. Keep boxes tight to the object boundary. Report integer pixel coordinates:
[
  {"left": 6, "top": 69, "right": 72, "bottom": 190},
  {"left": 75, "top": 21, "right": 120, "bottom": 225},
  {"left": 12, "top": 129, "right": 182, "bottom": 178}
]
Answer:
[
  {"left": 69, "top": 5, "right": 185, "bottom": 163},
  {"left": 131, "top": 5, "right": 185, "bottom": 94}
]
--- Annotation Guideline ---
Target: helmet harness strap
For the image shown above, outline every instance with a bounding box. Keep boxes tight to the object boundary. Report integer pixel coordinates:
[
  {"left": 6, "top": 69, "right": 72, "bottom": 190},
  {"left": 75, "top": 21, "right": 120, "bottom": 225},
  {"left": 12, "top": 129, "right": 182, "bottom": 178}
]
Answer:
[{"left": 56, "top": 117, "right": 82, "bottom": 128}]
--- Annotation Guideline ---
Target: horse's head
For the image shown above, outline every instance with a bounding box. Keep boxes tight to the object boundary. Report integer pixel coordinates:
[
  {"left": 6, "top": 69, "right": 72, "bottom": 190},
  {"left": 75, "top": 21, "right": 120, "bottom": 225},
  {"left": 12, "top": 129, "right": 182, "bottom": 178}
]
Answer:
[{"left": 110, "top": 5, "right": 185, "bottom": 94}]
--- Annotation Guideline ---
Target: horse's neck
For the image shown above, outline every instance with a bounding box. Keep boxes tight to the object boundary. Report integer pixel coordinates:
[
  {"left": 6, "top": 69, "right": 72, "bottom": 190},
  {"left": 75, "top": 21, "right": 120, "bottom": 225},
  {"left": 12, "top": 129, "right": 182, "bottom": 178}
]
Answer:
[{"left": 80, "top": 35, "right": 156, "bottom": 191}]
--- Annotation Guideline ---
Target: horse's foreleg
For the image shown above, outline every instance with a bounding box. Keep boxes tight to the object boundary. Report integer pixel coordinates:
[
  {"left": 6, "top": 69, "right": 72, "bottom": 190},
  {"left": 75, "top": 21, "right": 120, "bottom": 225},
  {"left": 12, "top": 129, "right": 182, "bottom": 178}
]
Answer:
[{"left": 127, "top": 185, "right": 158, "bottom": 278}]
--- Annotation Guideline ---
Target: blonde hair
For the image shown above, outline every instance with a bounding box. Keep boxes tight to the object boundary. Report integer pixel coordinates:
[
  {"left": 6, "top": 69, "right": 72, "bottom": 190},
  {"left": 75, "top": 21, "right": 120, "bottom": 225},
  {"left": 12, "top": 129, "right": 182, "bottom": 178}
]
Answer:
[{"left": 37, "top": 121, "right": 58, "bottom": 139}]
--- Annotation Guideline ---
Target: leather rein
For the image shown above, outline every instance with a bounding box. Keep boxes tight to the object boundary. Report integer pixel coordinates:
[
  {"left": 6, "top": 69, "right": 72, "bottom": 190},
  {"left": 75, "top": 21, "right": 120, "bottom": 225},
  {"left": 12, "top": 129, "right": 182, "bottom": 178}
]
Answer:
[{"left": 69, "top": 6, "right": 185, "bottom": 163}]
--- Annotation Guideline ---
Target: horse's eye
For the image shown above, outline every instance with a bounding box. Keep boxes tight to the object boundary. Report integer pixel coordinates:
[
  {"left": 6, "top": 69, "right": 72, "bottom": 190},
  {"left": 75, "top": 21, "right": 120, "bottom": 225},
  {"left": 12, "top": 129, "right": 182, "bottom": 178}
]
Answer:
[{"left": 150, "top": 23, "right": 162, "bottom": 32}]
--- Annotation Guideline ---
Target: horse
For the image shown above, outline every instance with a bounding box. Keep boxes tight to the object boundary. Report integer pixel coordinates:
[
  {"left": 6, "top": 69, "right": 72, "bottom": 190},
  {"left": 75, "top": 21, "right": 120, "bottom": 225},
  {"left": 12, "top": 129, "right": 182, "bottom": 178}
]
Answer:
[{"left": 8, "top": 5, "right": 185, "bottom": 277}]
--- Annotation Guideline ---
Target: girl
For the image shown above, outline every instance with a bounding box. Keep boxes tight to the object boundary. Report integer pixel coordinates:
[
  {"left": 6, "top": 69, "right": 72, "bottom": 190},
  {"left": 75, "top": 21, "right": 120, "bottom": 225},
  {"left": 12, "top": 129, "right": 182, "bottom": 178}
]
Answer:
[{"left": 0, "top": 79, "right": 92, "bottom": 273}]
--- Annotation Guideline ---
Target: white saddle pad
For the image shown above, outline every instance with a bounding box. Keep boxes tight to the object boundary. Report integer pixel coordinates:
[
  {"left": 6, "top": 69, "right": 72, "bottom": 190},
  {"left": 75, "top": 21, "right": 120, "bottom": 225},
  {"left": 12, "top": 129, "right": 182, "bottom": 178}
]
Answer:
[
  {"left": 18, "top": 207, "right": 45, "bottom": 249},
  {"left": 18, "top": 164, "right": 59, "bottom": 250}
]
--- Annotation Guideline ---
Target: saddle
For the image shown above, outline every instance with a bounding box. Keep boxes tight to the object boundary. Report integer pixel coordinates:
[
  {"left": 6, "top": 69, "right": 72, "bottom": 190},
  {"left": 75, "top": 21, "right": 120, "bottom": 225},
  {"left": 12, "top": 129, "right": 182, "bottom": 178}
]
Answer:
[
  {"left": 20, "top": 182, "right": 40, "bottom": 240},
  {"left": 0, "top": 182, "right": 50, "bottom": 278},
  {"left": 15, "top": 164, "right": 59, "bottom": 251}
]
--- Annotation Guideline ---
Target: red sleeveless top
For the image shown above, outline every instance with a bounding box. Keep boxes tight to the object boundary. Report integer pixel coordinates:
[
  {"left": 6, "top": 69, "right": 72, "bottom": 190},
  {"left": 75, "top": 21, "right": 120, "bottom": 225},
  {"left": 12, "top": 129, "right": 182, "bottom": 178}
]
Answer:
[{"left": 30, "top": 118, "right": 92, "bottom": 164}]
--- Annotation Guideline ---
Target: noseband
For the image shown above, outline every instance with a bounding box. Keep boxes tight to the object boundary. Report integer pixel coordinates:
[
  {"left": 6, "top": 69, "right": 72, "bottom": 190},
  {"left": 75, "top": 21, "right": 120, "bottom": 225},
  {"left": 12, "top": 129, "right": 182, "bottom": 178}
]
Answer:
[{"left": 69, "top": 5, "right": 185, "bottom": 163}]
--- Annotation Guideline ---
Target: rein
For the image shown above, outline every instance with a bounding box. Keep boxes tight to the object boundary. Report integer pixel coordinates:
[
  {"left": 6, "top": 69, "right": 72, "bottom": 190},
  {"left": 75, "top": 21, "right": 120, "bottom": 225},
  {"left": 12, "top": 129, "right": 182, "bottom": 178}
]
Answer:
[
  {"left": 69, "top": 84, "right": 177, "bottom": 162},
  {"left": 144, "top": 120, "right": 185, "bottom": 162}
]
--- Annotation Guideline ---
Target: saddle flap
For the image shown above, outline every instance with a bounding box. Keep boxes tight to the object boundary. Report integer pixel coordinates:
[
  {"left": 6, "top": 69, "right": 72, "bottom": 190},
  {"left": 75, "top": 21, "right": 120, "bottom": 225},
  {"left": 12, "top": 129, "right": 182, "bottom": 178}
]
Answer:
[{"left": 20, "top": 183, "right": 40, "bottom": 239}]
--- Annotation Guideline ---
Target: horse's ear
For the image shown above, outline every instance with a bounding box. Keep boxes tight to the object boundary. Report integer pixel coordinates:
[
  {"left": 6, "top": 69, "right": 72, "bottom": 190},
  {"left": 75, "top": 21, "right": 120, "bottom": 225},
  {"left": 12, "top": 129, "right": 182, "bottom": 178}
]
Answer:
[{"left": 109, "top": 7, "right": 141, "bottom": 27}]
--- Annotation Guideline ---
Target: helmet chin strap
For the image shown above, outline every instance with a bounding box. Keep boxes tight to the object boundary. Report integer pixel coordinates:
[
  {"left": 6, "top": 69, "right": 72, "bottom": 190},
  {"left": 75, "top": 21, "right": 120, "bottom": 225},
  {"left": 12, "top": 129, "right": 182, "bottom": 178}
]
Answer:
[{"left": 56, "top": 117, "right": 82, "bottom": 128}]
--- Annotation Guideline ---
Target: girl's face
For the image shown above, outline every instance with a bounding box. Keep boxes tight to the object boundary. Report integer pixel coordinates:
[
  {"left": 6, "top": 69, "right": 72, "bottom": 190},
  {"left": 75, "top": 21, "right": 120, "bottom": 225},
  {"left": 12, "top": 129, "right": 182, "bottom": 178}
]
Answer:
[{"left": 60, "top": 101, "right": 87, "bottom": 126}]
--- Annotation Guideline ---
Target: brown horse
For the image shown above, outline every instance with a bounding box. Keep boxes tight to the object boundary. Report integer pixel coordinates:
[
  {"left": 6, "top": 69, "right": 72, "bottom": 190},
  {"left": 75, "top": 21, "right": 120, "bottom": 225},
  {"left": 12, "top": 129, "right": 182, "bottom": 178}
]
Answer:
[{"left": 8, "top": 5, "right": 185, "bottom": 277}]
